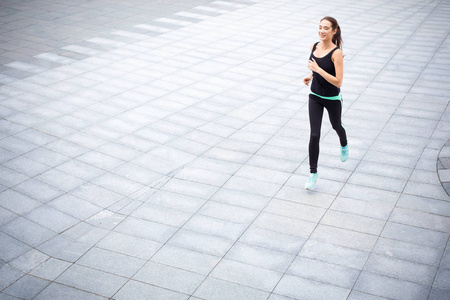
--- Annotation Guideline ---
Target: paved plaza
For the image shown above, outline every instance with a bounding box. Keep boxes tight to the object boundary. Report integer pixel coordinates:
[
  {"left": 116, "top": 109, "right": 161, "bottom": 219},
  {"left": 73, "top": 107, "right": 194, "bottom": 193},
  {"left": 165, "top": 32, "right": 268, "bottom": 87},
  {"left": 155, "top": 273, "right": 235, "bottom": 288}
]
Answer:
[{"left": 1, "top": 0, "right": 450, "bottom": 299}]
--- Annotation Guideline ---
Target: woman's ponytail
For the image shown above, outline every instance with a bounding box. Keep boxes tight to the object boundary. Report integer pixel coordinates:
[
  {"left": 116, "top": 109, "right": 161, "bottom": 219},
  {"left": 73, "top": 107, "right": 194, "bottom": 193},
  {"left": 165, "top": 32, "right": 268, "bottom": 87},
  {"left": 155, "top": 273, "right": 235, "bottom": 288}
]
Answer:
[{"left": 321, "top": 16, "right": 343, "bottom": 49}]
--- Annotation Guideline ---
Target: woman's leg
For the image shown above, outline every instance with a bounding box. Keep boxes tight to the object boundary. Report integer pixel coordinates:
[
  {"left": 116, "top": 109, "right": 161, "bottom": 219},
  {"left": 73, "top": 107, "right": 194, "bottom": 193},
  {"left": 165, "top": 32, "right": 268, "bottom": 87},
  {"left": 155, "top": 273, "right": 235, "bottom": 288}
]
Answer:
[
  {"left": 325, "top": 100, "right": 347, "bottom": 147},
  {"left": 308, "top": 94, "right": 324, "bottom": 173}
]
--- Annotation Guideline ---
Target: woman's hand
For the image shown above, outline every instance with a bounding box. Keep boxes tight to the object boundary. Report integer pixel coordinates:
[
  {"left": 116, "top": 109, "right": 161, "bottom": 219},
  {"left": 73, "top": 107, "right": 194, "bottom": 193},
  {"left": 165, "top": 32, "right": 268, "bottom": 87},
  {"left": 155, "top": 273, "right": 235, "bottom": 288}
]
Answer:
[
  {"left": 303, "top": 76, "right": 312, "bottom": 86},
  {"left": 307, "top": 58, "right": 320, "bottom": 72}
]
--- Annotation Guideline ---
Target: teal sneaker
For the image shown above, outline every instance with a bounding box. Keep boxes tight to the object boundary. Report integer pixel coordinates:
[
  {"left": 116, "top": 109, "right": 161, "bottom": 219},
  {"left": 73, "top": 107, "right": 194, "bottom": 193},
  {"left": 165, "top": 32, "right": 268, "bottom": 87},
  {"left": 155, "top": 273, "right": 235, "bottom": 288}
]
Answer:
[
  {"left": 305, "top": 172, "right": 318, "bottom": 190},
  {"left": 340, "top": 145, "right": 348, "bottom": 162}
]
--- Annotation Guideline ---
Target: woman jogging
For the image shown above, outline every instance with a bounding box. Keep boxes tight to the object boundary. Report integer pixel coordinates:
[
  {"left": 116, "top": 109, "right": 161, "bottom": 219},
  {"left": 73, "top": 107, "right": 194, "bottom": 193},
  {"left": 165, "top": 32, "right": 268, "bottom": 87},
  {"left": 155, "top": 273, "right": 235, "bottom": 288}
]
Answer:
[{"left": 303, "top": 16, "right": 348, "bottom": 190}]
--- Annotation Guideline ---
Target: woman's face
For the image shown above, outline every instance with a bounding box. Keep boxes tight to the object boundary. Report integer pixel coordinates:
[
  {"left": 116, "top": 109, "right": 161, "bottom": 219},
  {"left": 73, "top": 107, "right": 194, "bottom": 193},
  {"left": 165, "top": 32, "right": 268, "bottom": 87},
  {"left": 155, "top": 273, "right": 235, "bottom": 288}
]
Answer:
[{"left": 318, "top": 19, "right": 336, "bottom": 42}]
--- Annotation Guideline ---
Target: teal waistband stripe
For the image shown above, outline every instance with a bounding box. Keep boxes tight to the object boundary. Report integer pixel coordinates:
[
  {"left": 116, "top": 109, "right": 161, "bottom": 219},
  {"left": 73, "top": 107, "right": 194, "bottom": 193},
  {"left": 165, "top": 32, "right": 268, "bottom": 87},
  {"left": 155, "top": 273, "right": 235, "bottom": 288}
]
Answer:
[{"left": 310, "top": 91, "right": 341, "bottom": 100}]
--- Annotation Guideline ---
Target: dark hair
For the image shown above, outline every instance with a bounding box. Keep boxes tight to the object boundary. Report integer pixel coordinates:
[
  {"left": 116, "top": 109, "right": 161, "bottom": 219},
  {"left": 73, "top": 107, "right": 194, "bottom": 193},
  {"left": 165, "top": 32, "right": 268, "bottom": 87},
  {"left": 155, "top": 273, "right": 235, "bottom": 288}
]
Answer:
[{"left": 321, "top": 16, "right": 343, "bottom": 49}]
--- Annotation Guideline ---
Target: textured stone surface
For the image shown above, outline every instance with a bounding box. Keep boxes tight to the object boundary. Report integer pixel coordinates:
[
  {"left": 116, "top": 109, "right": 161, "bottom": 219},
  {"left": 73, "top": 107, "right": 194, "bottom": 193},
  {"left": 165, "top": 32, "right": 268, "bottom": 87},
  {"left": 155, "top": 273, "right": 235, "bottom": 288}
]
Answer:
[{"left": 0, "top": 0, "right": 449, "bottom": 299}]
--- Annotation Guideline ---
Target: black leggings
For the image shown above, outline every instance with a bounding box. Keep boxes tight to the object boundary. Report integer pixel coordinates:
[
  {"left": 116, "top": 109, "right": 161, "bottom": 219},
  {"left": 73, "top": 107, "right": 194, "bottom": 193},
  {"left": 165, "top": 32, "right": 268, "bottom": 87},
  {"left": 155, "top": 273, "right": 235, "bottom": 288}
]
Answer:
[{"left": 308, "top": 94, "right": 347, "bottom": 173}]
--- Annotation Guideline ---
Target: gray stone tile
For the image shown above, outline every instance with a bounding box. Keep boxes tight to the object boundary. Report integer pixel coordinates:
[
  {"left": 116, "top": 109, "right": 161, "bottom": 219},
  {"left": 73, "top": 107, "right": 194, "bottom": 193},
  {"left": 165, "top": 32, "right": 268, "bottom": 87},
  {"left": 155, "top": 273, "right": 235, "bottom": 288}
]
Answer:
[
  {"left": 211, "top": 259, "right": 282, "bottom": 292},
  {"left": 363, "top": 150, "right": 419, "bottom": 168},
  {"left": 145, "top": 190, "right": 206, "bottom": 213},
  {"left": 48, "top": 194, "right": 102, "bottom": 220},
  {"left": 0, "top": 264, "right": 25, "bottom": 291},
  {"left": 55, "top": 264, "right": 127, "bottom": 298},
  {"left": 183, "top": 214, "right": 247, "bottom": 240},
  {"left": 76, "top": 150, "right": 124, "bottom": 171},
  {"left": 96, "top": 231, "right": 161, "bottom": 260},
  {"left": 0, "top": 136, "right": 39, "bottom": 154},
  {"left": 0, "top": 232, "right": 31, "bottom": 262},
  {"left": 364, "top": 253, "right": 437, "bottom": 286},
  {"left": 111, "top": 162, "right": 163, "bottom": 185},
  {"left": 310, "top": 225, "right": 378, "bottom": 252},
  {"left": 91, "top": 172, "right": 145, "bottom": 196},
  {"left": 348, "top": 171, "right": 407, "bottom": 193},
  {"left": 264, "top": 198, "right": 326, "bottom": 223},
  {"left": 12, "top": 179, "right": 64, "bottom": 203},
  {"left": 389, "top": 207, "right": 450, "bottom": 233},
  {"left": 187, "top": 156, "right": 242, "bottom": 175},
  {"left": 70, "top": 182, "right": 123, "bottom": 208},
  {"left": 152, "top": 244, "right": 220, "bottom": 275},
  {"left": 9, "top": 249, "right": 48, "bottom": 273},
  {"left": 428, "top": 287, "right": 450, "bottom": 300},
  {"left": 1, "top": 217, "right": 56, "bottom": 247},
  {"left": 50, "top": 241, "right": 92, "bottom": 263},
  {"left": 167, "top": 229, "right": 233, "bottom": 257},
  {"left": 223, "top": 175, "right": 282, "bottom": 198},
  {"left": 113, "top": 280, "right": 188, "bottom": 300},
  {"left": 441, "top": 250, "right": 450, "bottom": 269},
  {"left": 77, "top": 247, "right": 145, "bottom": 278},
  {"left": 0, "top": 207, "right": 17, "bottom": 226},
  {"left": 404, "top": 181, "right": 450, "bottom": 200},
  {"left": 433, "top": 267, "right": 450, "bottom": 290},
  {"left": 29, "top": 258, "right": 72, "bottom": 281},
  {"left": 246, "top": 154, "right": 299, "bottom": 173},
  {"left": 0, "top": 189, "right": 41, "bottom": 215},
  {"left": 253, "top": 212, "right": 316, "bottom": 239},
  {"left": 24, "top": 205, "right": 79, "bottom": 233},
  {"left": 34, "top": 169, "right": 85, "bottom": 192},
  {"left": 0, "top": 148, "right": 17, "bottom": 164},
  {"left": 396, "top": 194, "right": 450, "bottom": 217},
  {"left": 287, "top": 256, "right": 360, "bottom": 289},
  {"left": 0, "top": 292, "right": 22, "bottom": 300},
  {"left": 374, "top": 235, "right": 443, "bottom": 268},
  {"left": 0, "top": 167, "right": 29, "bottom": 188},
  {"left": 198, "top": 201, "right": 258, "bottom": 224},
  {"left": 210, "top": 187, "right": 271, "bottom": 210},
  {"left": 299, "top": 240, "right": 370, "bottom": 270},
  {"left": 330, "top": 196, "right": 393, "bottom": 220},
  {"left": 2, "top": 274, "right": 50, "bottom": 300},
  {"left": 338, "top": 184, "right": 400, "bottom": 205},
  {"left": 225, "top": 242, "right": 294, "bottom": 273},
  {"left": 174, "top": 166, "right": 231, "bottom": 187},
  {"left": 114, "top": 216, "right": 177, "bottom": 243},
  {"left": 85, "top": 211, "right": 126, "bottom": 230},
  {"left": 267, "top": 294, "right": 296, "bottom": 300},
  {"left": 34, "top": 282, "right": 107, "bottom": 300},
  {"left": 273, "top": 274, "right": 350, "bottom": 300},
  {"left": 347, "top": 290, "right": 399, "bottom": 300},
  {"left": 24, "top": 147, "right": 72, "bottom": 167},
  {"left": 161, "top": 178, "right": 219, "bottom": 199},
  {"left": 381, "top": 222, "right": 449, "bottom": 250},
  {"left": 354, "top": 271, "right": 429, "bottom": 300},
  {"left": 239, "top": 226, "right": 306, "bottom": 254},
  {"left": 55, "top": 159, "right": 106, "bottom": 181},
  {"left": 131, "top": 203, "right": 192, "bottom": 227},
  {"left": 321, "top": 210, "right": 386, "bottom": 235},
  {"left": 275, "top": 185, "right": 336, "bottom": 208},
  {"left": 133, "top": 261, "right": 205, "bottom": 295},
  {"left": 194, "top": 277, "right": 270, "bottom": 300},
  {"left": 3, "top": 156, "right": 50, "bottom": 177}
]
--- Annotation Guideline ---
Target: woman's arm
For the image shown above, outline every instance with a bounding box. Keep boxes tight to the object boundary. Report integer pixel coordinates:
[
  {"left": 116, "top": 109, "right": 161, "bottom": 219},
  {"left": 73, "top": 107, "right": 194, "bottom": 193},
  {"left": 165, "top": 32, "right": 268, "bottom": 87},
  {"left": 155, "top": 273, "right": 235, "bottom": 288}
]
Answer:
[
  {"left": 307, "top": 48, "right": 343, "bottom": 88},
  {"left": 303, "top": 44, "right": 315, "bottom": 86}
]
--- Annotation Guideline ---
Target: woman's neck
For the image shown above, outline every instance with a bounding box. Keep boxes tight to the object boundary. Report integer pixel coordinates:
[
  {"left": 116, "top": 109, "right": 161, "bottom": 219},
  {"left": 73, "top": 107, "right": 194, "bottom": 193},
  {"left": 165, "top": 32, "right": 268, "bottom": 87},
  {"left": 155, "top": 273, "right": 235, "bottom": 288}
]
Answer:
[{"left": 321, "top": 40, "right": 335, "bottom": 50}]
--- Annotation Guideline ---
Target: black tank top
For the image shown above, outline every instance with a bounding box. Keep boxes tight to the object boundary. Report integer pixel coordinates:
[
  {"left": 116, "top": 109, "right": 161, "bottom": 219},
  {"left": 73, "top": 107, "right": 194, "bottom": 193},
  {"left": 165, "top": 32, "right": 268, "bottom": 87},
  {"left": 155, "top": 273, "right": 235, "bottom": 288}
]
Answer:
[{"left": 309, "top": 42, "right": 340, "bottom": 97}]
